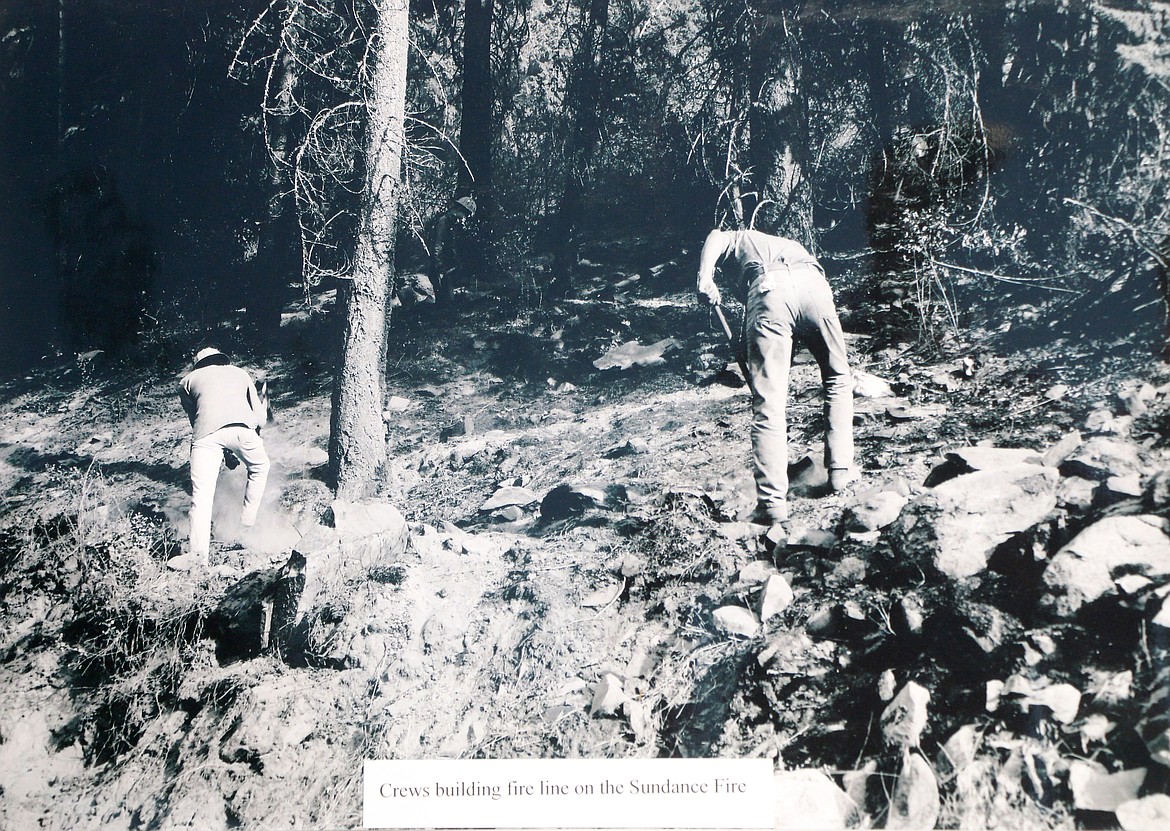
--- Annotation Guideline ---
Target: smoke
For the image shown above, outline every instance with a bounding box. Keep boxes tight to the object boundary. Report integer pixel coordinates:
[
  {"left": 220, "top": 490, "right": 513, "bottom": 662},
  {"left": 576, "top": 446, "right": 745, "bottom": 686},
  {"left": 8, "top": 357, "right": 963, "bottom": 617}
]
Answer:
[{"left": 209, "top": 458, "right": 302, "bottom": 557}]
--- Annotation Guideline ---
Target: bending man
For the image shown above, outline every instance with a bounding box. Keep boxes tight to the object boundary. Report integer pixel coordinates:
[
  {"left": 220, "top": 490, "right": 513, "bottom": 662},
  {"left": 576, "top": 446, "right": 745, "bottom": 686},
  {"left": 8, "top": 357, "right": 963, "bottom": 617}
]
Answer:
[
  {"left": 696, "top": 228, "right": 856, "bottom": 545},
  {"left": 171, "top": 347, "right": 270, "bottom": 571}
]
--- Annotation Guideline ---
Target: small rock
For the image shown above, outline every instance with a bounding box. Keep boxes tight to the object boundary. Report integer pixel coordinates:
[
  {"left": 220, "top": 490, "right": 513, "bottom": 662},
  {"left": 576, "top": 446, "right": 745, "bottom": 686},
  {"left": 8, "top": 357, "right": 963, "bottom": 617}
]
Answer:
[
  {"left": 605, "top": 437, "right": 650, "bottom": 458},
  {"left": 593, "top": 338, "right": 678, "bottom": 371},
  {"left": 1115, "top": 574, "right": 1152, "bottom": 595},
  {"left": 1045, "top": 383, "right": 1070, "bottom": 401},
  {"left": 590, "top": 674, "right": 627, "bottom": 716},
  {"left": 1117, "top": 794, "right": 1170, "bottom": 831},
  {"left": 1068, "top": 760, "right": 1146, "bottom": 812},
  {"left": 1085, "top": 406, "right": 1127, "bottom": 435},
  {"left": 713, "top": 606, "right": 761, "bottom": 638},
  {"left": 881, "top": 681, "right": 931, "bottom": 748},
  {"left": 923, "top": 445, "right": 1041, "bottom": 486},
  {"left": 385, "top": 396, "right": 411, "bottom": 413},
  {"left": 738, "top": 560, "right": 778, "bottom": 585},
  {"left": 395, "top": 272, "right": 435, "bottom": 307},
  {"left": 1079, "top": 714, "right": 1117, "bottom": 750},
  {"left": 1152, "top": 600, "right": 1170, "bottom": 631},
  {"left": 480, "top": 485, "right": 540, "bottom": 512},
  {"left": 887, "top": 403, "right": 947, "bottom": 421},
  {"left": 1057, "top": 476, "right": 1098, "bottom": 512},
  {"left": 757, "top": 631, "right": 820, "bottom": 672},
  {"left": 842, "top": 762, "right": 876, "bottom": 825},
  {"left": 581, "top": 581, "right": 624, "bottom": 609},
  {"left": 937, "top": 724, "right": 979, "bottom": 781},
  {"left": 1043, "top": 430, "right": 1083, "bottom": 468},
  {"left": 894, "top": 594, "right": 925, "bottom": 636},
  {"left": 625, "top": 649, "right": 654, "bottom": 679},
  {"left": 853, "top": 370, "right": 894, "bottom": 398},
  {"left": 1026, "top": 683, "right": 1081, "bottom": 724},
  {"left": 1089, "top": 670, "right": 1133, "bottom": 705},
  {"left": 947, "top": 446, "right": 1043, "bottom": 471},
  {"left": 539, "top": 485, "right": 596, "bottom": 521},
  {"left": 492, "top": 505, "right": 525, "bottom": 522},
  {"left": 841, "top": 490, "right": 907, "bottom": 532},
  {"left": 787, "top": 525, "right": 838, "bottom": 549},
  {"left": 1104, "top": 474, "right": 1144, "bottom": 500},
  {"left": 329, "top": 499, "right": 407, "bottom": 542},
  {"left": 886, "top": 750, "right": 940, "bottom": 831},
  {"left": 757, "top": 574, "right": 794, "bottom": 621},
  {"left": 986, "top": 680, "right": 1004, "bottom": 712},
  {"left": 878, "top": 669, "right": 897, "bottom": 701},
  {"left": 570, "top": 484, "right": 609, "bottom": 507},
  {"left": 827, "top": 555, "right": 867, "bottom": 587},
  {"left": 955, "top": 601, "right": 1022, "bottom": 656},
  {"left": 805, "top": 606, "right": 839, "bottom": 639},
  {"left": 721, "top": 521, "right": 765, "bottom": 543},
  {"left": 1118, "top": 382, "right": 1157, "bottom": 418},
  {"left": 1144, "top": 724, "right": 1170, "bottom": 767},
  {"left": 619, "top": 555, "right": 645, "bottom": 578}
]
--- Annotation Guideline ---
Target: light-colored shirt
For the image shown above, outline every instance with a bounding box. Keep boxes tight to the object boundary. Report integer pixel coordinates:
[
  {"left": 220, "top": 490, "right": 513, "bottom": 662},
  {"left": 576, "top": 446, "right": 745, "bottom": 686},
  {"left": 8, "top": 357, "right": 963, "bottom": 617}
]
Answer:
[
  {"left": 698, "top": 229, "right": 821, "bottom": 285},
  {"left": 179, "top": 364, "right": 265, "bottom": 440}
]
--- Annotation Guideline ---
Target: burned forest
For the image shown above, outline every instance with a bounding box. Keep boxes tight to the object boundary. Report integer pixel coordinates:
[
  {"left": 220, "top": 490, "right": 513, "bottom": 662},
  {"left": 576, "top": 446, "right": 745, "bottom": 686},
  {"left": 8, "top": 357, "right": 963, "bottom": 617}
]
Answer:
[{"left": 1, "top": 1, "right": 1170, "bottom": 829}]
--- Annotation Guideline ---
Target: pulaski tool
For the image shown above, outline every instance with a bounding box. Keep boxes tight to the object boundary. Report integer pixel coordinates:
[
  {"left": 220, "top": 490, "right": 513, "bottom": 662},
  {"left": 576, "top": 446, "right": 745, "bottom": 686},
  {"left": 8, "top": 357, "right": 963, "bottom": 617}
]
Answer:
[{"left": 714, "top": 304, "right": 752, "bottom": 391}]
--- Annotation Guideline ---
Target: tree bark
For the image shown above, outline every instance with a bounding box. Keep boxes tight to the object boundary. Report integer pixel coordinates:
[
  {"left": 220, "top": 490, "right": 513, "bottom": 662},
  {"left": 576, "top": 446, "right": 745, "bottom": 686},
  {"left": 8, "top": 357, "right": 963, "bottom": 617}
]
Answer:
[
  {"left": 329, "top": 0, "right": 409, "bottom": 498},
  {"left": 550, "top": 0, "right": 610, "bottom": 295},
  {"left": 459, "top": 0, "right": 493, "bottom": 198},
  {"left": 749, "top": 2, "right": 812, "bottom": 242}
]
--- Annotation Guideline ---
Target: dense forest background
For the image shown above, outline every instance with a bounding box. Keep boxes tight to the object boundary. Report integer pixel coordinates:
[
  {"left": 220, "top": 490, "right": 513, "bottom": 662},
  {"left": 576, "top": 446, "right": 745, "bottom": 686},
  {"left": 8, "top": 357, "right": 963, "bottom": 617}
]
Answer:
[{"left": 1, "top": 0, "right": 1168, "bottom": 377}]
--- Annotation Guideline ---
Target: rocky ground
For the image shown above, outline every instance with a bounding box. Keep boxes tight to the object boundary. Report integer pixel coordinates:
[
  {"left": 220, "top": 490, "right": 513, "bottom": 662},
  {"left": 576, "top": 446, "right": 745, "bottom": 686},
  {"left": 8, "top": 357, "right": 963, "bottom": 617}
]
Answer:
[{"left": 0, "top": 240, "right": 1168, "bottom": 830}]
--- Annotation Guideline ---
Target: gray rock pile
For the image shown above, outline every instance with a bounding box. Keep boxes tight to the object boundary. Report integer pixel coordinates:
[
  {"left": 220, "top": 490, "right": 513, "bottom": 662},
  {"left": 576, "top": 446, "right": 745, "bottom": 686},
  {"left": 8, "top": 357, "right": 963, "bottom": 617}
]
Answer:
[{"left": 710, "top": 376, "right": 1170, "bottom": 828}]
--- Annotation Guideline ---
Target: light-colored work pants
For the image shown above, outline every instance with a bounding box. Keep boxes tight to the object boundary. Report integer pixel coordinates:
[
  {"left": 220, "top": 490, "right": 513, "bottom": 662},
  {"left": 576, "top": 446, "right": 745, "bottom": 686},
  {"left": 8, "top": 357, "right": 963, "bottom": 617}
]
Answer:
[
  {"left": 746, "top": 263, "right": 854, "bottom": 524},
  {"left": 189, "top": 425, "right": 270, "bottom": 559}
]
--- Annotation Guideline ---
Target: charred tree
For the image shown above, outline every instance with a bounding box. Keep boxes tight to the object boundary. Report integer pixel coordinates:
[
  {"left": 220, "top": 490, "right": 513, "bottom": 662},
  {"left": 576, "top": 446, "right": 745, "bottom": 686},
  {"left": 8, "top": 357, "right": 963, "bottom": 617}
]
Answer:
[
  {"left": 550, "top": 0, "right": 610, "bottom": 297},
  {"left": 459, "top": 0, "right": 493, "bottom": 199},
  {"left": 243, "top": 52, "right": 298, "bottom": 346},
  {"left": 329, "top": 0, "right": 410, "bottom": 497},
  {"left": 748, "top": 1, "right": 812, "bottom": 241}
]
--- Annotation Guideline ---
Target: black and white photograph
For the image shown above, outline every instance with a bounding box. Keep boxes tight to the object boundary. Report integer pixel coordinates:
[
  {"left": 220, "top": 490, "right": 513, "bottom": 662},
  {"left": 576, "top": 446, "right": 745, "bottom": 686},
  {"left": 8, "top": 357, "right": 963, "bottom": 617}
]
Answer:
[{"left": 1, "top": 0, "right": 1169, "bottom": 829}]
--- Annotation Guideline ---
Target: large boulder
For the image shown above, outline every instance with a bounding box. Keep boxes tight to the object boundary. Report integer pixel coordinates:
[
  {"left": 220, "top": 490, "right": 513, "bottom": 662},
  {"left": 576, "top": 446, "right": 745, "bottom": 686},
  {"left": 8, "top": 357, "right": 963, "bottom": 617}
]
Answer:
[
  {"left": 1060, "top": 436, "right": 1144, "bottom": 482},
  {"left": 1040, "top": 515, "right": 1170, "bottom": 618},
  {"left": 895, "top": 464, "right": 1059, "bottom": 579},
  {"left": 924, "top": 446, "right": 1042, "bottom": 487},
  {"left": 772, "top": 769, "right": 854, "bottom": 830}
]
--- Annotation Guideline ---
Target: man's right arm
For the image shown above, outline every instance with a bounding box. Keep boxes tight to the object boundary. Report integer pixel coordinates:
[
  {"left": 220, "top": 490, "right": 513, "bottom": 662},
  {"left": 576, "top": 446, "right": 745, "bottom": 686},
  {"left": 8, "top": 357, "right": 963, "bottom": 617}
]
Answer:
[
  {"left": 696, "top": 229, "right": 732, "bottom": 306},
  {"left": 178, "top": 380, "right": 196, "bottom": 426}
]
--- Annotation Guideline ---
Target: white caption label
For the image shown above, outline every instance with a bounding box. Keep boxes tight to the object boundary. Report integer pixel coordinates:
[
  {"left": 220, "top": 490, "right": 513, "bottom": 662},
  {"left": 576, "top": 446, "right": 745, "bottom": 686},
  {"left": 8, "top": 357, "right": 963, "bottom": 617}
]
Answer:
[{"left": 364, "top": 758, "right": 775, "bottom": 829}]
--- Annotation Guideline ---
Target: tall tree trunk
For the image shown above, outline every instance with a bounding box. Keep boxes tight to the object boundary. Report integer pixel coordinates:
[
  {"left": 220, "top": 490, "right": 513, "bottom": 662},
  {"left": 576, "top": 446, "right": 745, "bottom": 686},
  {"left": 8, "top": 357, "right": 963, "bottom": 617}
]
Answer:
[
  {"left": 749, "top": 2, "right": 812, "bottom": 241},
  {"left": 550, "top": 0, "right": 610, "bottom": 296},
  {"left": 329, "top": 0, "right": 409, "bottom": 498},
  {"left": 459, "top": 0, "right": 493, "bottom": 198},
  {"left": 244, "top": 51, "right": 296, "bottom": 347}
]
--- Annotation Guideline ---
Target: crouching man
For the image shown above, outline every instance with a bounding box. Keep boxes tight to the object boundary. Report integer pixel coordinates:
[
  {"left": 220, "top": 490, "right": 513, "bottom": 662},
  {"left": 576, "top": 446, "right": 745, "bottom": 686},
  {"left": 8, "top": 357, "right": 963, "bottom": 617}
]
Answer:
[
  {"left": 169, "top": 347, "right": 270, "bottom": 571},
  {"left": 696, "top": 228, "right": 858, "bottom": 549}
]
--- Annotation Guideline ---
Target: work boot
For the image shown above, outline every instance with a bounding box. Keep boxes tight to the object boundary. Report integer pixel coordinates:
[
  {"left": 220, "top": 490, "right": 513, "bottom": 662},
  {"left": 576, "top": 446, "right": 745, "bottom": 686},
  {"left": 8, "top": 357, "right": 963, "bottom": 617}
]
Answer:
[{"left": 829, "top": 467, "right": 861, "bottom": 493}]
